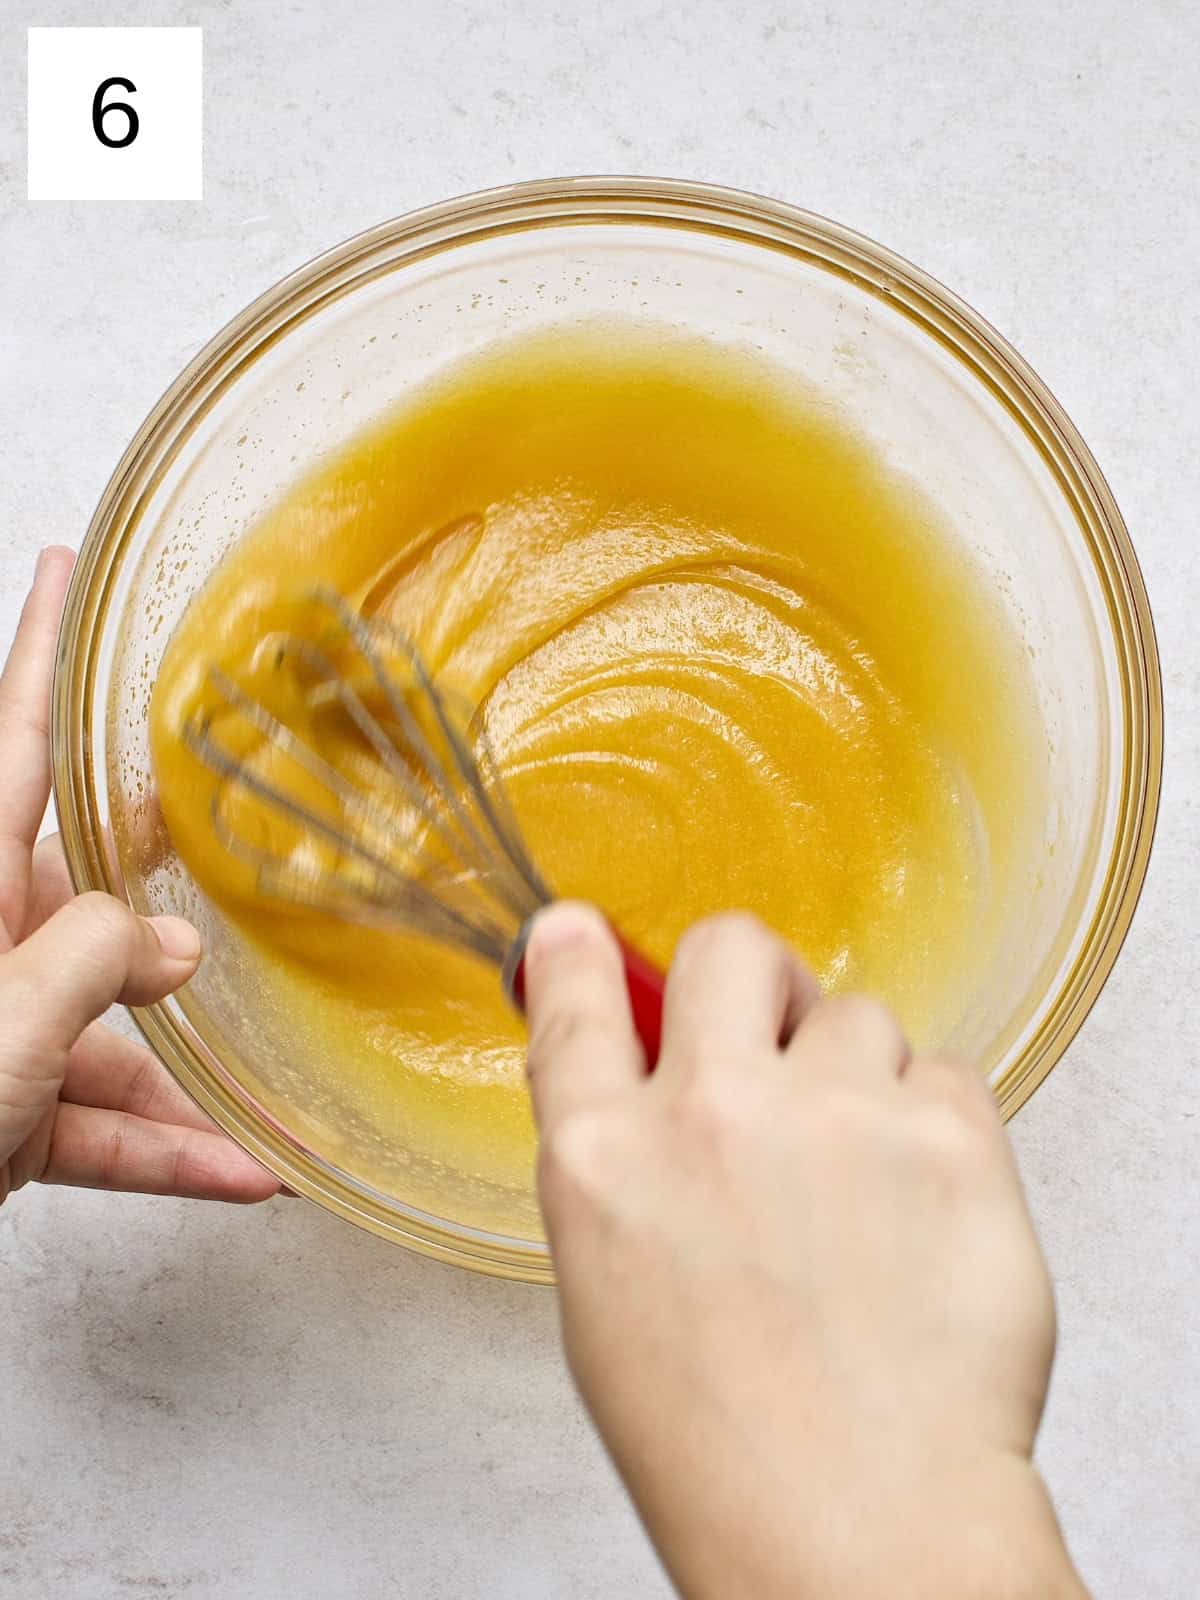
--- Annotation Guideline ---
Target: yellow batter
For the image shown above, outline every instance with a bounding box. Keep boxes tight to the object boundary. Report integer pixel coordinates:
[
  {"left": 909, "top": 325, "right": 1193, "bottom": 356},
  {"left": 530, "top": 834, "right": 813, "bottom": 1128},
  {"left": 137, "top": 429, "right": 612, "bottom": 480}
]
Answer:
[{"left": 150, "top": 324, "right": 1042, "bottom": 1219}]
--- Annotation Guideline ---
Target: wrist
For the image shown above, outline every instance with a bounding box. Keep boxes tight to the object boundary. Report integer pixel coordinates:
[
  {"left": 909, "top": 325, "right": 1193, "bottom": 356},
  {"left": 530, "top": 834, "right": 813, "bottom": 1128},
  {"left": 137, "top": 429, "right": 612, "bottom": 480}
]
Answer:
[
  {"left": 642, "top": 1451, "right": 1087, "bottom": 1600},
  {"left": 937, "top": 1460, "right": 1088, "bottom": 1600},
  {"left": 821, "top": 1457, "right": 1088, "bottom": 1600}
]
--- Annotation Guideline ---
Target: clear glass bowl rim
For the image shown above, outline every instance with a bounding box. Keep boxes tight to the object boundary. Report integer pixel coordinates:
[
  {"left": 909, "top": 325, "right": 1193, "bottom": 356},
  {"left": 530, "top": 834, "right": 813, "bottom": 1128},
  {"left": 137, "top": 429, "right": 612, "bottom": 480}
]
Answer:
[{"left": 51, "top": 175, "right": 1163, "bottom": 1282}]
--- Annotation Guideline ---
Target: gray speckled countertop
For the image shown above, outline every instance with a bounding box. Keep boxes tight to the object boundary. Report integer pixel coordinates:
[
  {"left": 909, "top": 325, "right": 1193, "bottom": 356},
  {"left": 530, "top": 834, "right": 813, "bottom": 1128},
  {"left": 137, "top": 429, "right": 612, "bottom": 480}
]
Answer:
[{"left": 1, "top": 2, "right": 1196, "bottom": 1595}]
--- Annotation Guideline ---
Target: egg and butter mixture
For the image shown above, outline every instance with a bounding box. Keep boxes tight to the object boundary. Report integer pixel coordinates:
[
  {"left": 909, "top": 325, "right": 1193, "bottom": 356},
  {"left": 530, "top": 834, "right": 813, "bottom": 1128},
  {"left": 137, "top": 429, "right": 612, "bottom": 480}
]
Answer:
[{"left": 151, "top": 325, "right": 1041, "bottom": 1204}]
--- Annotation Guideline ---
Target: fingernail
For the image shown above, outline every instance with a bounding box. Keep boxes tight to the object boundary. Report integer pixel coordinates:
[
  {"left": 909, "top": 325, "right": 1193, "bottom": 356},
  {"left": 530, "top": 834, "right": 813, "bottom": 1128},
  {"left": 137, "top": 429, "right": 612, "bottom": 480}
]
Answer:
[
  {"left": 527, "top": 901, "right": 607, "bottom": 959},
  {"left": 148, "top": 915, "right": 203, "bottom": 961},
  {"left": 35, "top": 545, "right": 75, "bottom": 583}
]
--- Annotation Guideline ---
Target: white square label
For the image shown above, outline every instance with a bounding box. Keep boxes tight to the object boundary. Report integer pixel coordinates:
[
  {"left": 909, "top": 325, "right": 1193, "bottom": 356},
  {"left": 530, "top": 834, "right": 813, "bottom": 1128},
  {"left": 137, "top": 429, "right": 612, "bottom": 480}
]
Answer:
[{"left": 27, "top": 27, "right": 202, "bottom": 201}]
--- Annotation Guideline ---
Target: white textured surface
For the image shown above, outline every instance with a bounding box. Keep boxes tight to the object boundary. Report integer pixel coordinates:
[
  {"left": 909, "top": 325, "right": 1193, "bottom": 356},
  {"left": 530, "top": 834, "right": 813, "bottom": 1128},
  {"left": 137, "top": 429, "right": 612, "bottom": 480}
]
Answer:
[{"left": 1, "top": 1, "right": 1197, "bottom": 1594}]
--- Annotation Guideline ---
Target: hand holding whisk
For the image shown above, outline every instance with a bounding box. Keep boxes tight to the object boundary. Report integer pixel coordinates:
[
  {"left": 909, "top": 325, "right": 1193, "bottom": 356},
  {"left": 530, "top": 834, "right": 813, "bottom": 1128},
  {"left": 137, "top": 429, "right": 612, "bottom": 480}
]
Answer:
[{"left": 181, "top": 588, "right": 666, "bottom": 1068}]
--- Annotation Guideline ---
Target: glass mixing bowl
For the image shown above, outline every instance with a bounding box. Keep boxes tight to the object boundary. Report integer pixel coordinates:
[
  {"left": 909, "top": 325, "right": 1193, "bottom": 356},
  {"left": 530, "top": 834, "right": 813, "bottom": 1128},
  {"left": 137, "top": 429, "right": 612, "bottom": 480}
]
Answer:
[{"left": 52, "top": 178, "right": 1161, "bottom": 1281}]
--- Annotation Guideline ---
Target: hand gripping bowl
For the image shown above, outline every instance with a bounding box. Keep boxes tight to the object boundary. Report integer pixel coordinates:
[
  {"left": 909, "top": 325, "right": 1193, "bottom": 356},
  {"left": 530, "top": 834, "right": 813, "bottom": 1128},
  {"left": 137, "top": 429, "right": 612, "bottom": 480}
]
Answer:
[{"left": 52, "top": 178, "right": 1162, "bottom": 1282}]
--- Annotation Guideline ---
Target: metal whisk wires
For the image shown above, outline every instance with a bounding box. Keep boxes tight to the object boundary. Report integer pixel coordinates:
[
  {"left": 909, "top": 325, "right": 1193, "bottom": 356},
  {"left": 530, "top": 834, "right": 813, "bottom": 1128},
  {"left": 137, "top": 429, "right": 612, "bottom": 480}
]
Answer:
[{"left": 181, "top": 588, "right": 551, "bottom": 966}]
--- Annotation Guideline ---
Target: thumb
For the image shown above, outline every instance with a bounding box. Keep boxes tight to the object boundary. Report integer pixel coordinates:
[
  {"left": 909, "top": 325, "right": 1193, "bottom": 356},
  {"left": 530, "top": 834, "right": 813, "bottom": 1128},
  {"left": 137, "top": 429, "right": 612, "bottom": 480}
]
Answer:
[{"left": 4, "top": 892, "right": 201, "bottom": 1054}]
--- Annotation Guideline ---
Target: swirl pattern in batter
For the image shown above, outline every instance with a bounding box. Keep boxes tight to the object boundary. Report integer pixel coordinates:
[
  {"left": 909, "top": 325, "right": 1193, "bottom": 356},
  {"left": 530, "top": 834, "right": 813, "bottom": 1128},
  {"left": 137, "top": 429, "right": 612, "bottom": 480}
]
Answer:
[{"left": 150, "top": 325, "right": 1042, "bottom": 1228}]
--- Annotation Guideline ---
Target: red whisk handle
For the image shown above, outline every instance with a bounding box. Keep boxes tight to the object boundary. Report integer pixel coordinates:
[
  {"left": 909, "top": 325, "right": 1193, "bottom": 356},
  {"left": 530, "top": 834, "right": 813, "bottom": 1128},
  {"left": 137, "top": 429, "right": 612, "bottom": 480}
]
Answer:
[
  {"left": 609, "top": 933, "right": 665, "bottom": 1070},
  {"left": 505, "top": 917, "right": 665, "bottom": 1072}
]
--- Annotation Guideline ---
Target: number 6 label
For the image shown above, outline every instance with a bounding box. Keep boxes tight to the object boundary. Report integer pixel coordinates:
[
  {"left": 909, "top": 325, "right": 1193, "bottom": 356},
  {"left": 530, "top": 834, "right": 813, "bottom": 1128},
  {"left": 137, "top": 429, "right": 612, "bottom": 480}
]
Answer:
[
  {"left": 28, "top": 28, "right": 202, "bottom": 201},
  {"left": 92, "top": 77, "right": 140, "bottom": 150}
]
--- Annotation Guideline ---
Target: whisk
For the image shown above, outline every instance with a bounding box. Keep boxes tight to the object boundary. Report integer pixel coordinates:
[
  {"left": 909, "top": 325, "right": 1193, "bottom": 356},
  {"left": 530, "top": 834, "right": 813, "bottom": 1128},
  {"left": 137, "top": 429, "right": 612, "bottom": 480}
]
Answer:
[{"left": 181, "top": 587, "right": 665, "bottom": 1067}]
